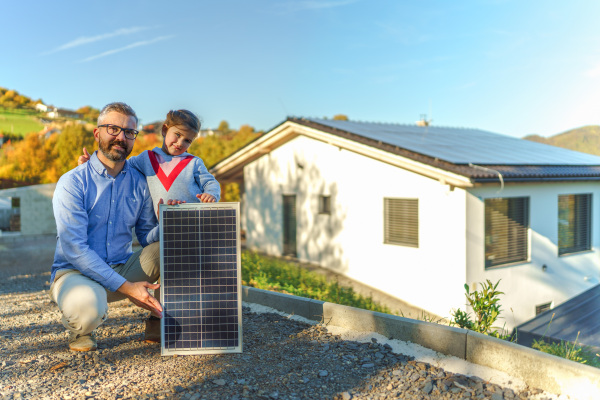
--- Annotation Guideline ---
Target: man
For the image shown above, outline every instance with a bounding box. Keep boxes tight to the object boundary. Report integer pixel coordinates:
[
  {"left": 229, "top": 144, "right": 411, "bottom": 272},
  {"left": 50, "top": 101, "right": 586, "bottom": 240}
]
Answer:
[{"left": 50, "top": 102, "right": 164, "bottom": 351}]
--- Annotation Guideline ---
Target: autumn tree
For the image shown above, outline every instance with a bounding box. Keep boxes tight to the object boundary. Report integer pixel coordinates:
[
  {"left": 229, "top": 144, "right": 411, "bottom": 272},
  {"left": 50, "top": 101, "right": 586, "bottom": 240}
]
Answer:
[
  {"left": 0, "top": 88, "right": 36, "bottom": 109},
  {"left": 76, "top": 106, "right": 100, "bottom": 122},
  {"left": 0, "top": 132, "right": 57, "bottom": 183},
  {"left": 129, "top": 133, "right": 161, "bottom": 157},
  {"left": 187, "top": 123, "right": 261, "bottom": 202},
  {"left": 54, "top": 124, "right": 96, "bottom": 176},
  {"left": 217, "top": 120, "right": 231, "bottom": 135},
  {"left": 333, "top": 114, "right": 349, "bottom": 121}
]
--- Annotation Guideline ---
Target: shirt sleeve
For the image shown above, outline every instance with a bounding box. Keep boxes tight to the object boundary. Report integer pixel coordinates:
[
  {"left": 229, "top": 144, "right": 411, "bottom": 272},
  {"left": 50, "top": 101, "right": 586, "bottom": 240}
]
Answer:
[
  {"left": 53, "top": 174, "right": 127, "bottom": 292},
  {"left": 134, "top": 180, "right": 160, "bottom": 246},
  {"left": 193, "top": 158, "right": 221, "bottom": 201},
  {"left": 127, "top": 152, "right": 145, "bottom": 175}
]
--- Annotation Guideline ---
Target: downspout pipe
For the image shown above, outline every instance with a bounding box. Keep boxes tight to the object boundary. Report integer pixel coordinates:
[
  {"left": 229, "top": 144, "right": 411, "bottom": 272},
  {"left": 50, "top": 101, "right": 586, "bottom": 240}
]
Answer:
[{"left": 469, "top": 163, "right": 504, "bottom": 193}]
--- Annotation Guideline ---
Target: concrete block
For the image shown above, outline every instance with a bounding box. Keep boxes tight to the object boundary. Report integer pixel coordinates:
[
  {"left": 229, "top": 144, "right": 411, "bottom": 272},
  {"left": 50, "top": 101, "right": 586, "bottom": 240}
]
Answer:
[
  {"left": 242, "top": 286, "right": 324, "bottom": 321},
  {"left": 467, "top": 330, "right": 600, "bottom": 399},
  {"left": 322, "top": 302, "right": 467, "bottom": 359}
]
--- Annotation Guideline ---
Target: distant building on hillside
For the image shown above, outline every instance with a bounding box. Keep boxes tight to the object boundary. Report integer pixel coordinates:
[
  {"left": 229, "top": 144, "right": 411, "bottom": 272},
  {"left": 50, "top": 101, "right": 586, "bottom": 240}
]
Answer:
[
  {"left": 46, "top": 108, "right": 82, "bottom": 120},
  {"left": 35, "top": 103, "right": 49, "bottom": 113},
  {"left": 200, "top": 129, "right": 218, "bottom": 138}
]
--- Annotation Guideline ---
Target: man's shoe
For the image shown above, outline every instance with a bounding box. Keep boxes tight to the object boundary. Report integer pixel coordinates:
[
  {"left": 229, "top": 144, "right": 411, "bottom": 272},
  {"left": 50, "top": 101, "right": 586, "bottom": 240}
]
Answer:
[
  {"left": 68, "top": 332, "right": 97, "bottom": 352},
  {"left": 144, "top": 316, "right": 161, "bottom": 343}
]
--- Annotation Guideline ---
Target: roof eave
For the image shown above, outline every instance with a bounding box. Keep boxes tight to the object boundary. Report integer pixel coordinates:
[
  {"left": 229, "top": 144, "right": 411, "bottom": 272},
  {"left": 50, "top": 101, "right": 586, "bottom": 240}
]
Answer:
[{"left": 474, "top": 176, "right": 600, "bottom": 183}]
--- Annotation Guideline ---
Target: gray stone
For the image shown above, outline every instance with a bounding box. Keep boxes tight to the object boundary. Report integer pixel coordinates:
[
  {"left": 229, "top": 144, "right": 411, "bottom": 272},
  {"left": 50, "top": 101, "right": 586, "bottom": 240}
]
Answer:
[
  {"left": 491, "top": 393, "right": 504, "bottom": 400},
  {"left": 422, "top": 381, "right": 433, "bottom": 394}
]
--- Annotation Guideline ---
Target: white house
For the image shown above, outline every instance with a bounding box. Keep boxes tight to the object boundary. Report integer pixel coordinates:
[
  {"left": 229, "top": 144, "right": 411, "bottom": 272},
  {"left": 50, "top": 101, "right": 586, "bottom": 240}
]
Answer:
[
  {"left": 35, "top": 103, "right": 49, "bottom": 113},
  {"left": 211, "top": 117, "right": 600, "bottom": 330}
]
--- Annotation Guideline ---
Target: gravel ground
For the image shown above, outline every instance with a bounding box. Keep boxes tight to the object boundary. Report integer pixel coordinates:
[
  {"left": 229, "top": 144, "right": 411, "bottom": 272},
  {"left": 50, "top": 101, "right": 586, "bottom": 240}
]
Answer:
[{"left": 0, "top": 235, "right": 565, "bottom": 400}]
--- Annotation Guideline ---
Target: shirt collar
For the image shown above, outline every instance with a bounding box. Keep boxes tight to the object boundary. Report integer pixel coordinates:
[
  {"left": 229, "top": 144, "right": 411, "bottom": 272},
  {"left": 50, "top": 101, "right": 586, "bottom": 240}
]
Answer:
[{"left": 90, "top": 151, "right": 129, "bottom": 176}]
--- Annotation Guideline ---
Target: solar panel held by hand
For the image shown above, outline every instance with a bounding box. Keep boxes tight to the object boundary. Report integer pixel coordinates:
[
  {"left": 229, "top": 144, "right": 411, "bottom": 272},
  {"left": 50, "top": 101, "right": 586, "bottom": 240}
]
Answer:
[{"left": 159, "top": 202, "right": 242, "bottom": 355}]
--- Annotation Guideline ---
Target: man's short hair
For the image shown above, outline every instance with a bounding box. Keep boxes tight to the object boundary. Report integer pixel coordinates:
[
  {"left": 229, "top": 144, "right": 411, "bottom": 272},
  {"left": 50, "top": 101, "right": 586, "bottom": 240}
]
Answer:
[{"left": 98, "top": 102, "right": 138, "bottom": 125}]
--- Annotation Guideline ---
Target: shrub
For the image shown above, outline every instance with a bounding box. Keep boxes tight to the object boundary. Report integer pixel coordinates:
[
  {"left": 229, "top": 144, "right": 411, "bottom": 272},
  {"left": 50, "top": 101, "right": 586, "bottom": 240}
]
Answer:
[{"left": 451, "top": 279, "right": 505, "bottom": 337}]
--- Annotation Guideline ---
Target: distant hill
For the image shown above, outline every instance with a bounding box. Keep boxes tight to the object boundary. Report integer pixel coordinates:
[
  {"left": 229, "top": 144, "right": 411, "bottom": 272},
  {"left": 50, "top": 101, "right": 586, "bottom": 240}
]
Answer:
[{"left": 523, "top": 125, "right": 600, "bottom": 156}]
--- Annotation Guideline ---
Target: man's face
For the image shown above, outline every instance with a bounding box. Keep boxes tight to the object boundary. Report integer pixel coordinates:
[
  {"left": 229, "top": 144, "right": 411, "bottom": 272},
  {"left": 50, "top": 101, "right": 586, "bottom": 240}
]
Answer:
[{"left": 94, "top": 111, "right": 137, "bottom": 162}]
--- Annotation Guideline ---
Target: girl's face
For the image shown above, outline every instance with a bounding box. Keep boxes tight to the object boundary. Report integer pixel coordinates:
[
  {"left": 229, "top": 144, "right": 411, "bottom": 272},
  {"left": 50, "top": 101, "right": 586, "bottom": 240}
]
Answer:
[{"left": 161, "top": 124, "right": 197, "bottom": 156}]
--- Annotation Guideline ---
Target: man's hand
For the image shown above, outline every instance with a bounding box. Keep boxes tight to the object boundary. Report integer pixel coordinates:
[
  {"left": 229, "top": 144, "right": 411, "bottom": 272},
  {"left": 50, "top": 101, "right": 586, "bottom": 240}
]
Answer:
[
  {"left": 117, "top": 281, "right": 163, "bottom": 317},
  {"left": 196, "top": 193, "right": 217, "bottom": 203},
  {"left": 78, "top": 147, "right": 91, "bottom": 166}
]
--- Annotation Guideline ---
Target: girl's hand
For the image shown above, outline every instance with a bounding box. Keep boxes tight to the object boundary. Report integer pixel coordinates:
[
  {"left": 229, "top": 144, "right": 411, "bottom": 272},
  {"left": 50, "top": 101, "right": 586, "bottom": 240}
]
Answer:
[
  {"left": 78, "top": 147, "right": 91, "bottom": 165},
  {"left": 197, "top": 193, "right": 217, "bottom": 203}
]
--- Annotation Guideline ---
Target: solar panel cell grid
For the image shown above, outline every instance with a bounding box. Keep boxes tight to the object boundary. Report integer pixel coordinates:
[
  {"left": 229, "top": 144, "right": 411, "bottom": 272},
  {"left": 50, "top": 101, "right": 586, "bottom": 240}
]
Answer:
[{"left": 160, "top": 203, "right": 242, "bottom": 356}]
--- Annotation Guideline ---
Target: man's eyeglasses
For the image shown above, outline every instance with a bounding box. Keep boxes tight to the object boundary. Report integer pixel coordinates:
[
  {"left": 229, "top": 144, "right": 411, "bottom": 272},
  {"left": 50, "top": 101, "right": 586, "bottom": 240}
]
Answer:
[{"left": 98, "top": 124, "right": 139, "bottom": 140}]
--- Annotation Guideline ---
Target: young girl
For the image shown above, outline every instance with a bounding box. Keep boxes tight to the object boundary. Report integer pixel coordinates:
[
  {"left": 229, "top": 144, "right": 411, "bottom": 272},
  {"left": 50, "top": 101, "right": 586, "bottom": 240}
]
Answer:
[{"left": 81, "top": 109, "right": 220, "bottom": 211}]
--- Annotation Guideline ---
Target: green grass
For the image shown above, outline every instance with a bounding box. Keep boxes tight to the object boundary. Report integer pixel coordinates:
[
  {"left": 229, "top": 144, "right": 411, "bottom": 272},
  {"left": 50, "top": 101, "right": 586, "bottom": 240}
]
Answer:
[
  {"left": 0, "top": 107, "right": 44, "bottom": 137},
  {"left": 533, "top": 338, "right": 600, "bottom": 368},
  {"left": 241, "top": 251, "right": 394, "bottom": 315}
]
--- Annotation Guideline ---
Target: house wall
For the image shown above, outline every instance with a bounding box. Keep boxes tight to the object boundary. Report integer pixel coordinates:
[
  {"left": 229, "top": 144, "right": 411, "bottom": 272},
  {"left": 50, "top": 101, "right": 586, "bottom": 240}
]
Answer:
[
  {"left": 466, "top": 182, "right": 600, "bottom": 330},
  {"left": 0, "top": 183, "right": 56, "bottom": 236},
  {"left": 244, "top": 135, "right": 467, "bottom": 318}
]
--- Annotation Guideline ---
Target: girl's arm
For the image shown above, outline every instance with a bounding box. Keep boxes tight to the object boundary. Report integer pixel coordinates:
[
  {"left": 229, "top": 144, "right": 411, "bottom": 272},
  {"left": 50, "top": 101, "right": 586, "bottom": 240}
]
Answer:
[
  {"left": 127, "top": 152, "right": 145, "bottom": 174},
  {"left": 193, "top": 158, "right": 221, "bottom": 202}
]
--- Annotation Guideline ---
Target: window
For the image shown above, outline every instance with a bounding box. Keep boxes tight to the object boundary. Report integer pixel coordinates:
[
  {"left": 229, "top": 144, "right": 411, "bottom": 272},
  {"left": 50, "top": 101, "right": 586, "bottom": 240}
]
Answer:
[
  {"left": 384, "top": 198, "right": 418, "bottom": 248},
  {"left": 558, "top": 193, "right": 591, "bottom": 256},
  {"left": 10, "top": 197, "right": 20, "bottom": 232},
  {"left": 485, "top": 197, "right": 529, "bottom": 268},
  {"left": 318, "top": 195, "right": 331, "bottom": 215}
]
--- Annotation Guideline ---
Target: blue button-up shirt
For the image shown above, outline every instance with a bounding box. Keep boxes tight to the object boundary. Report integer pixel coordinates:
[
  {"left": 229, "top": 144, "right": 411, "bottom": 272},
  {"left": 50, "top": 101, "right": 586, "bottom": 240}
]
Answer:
[{"left": 51, "top": 152, "right": 159, "bottom": 292}]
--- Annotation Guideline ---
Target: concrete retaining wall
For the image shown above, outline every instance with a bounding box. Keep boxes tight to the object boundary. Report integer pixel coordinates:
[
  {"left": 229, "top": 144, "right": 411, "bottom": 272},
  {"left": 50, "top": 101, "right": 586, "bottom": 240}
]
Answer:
[
  {"left": 242, "top": 286, "right": 600, "bottom": 399},
  {"left": 0, "top": 183, "right": 56, "bottom": 236}
]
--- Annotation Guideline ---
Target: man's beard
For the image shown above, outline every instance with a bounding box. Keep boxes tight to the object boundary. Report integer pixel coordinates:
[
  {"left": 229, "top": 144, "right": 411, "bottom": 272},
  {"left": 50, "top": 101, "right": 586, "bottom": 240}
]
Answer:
[{"left": 99, "top": 136, "right": 130, "bottom": 162}]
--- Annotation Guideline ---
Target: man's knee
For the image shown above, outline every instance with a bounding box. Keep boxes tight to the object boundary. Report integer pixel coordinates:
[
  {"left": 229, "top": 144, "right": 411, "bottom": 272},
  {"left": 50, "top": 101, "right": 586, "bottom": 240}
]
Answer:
[
  {"left": 140, "top": 241, "right": 161, "bottom": 280},
  {"left": 57, "top": 280, "right": 108, "bottom": 335}
]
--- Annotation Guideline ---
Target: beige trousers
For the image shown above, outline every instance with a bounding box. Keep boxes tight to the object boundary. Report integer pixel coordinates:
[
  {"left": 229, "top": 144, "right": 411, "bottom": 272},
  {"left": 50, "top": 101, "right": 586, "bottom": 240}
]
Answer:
[{"left": 49, "top": 242, "right": 161, "bottom": 336}]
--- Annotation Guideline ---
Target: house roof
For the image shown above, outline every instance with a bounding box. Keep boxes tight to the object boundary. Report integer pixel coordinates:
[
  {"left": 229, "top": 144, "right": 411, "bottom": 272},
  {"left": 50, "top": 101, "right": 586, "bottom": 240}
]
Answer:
[
  {"left": 515, "top": 284, "right": 600, "bottom": 350},
  {"left": 210, "top": 117, "right": 600, "bottom": 188},
  {"left": 303, "top": 118, "right": 600, "bottom": 165}
]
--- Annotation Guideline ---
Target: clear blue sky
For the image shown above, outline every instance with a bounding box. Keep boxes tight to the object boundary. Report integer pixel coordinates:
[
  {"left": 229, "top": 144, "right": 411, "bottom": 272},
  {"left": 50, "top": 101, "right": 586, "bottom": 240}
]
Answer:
[{"left": 3, "top": 0, "right": 599, "bottom": 137}]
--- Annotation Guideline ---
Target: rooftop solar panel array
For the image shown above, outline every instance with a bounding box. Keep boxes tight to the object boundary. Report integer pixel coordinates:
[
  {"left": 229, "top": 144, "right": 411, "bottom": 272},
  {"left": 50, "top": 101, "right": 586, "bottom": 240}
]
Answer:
[
  {"left": 159, "top": 203, "right": 242, "bottom": 356},
  {"left": 305, "top": 118, "right": 600, "bottom": 166}
]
